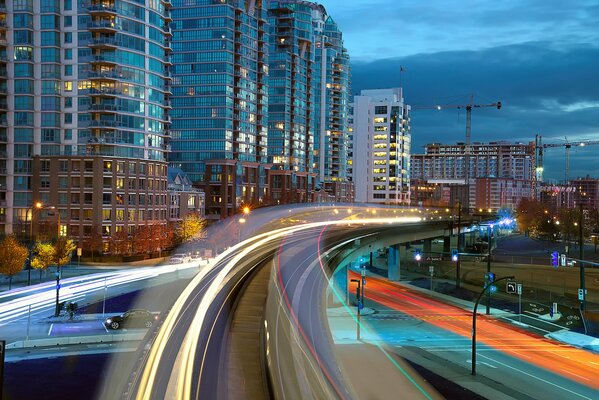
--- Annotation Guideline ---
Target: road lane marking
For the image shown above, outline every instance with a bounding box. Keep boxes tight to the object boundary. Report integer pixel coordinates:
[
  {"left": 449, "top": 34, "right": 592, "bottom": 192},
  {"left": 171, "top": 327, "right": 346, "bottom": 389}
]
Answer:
[
  {"left": 478, "top": 353, "right": 593, "bottom": 400},
  {"left": 561, "top": 369, "right": 591, "bottom": 381},
  {"left": 48, "top": 323, "right": 53, "bottom": 336}
]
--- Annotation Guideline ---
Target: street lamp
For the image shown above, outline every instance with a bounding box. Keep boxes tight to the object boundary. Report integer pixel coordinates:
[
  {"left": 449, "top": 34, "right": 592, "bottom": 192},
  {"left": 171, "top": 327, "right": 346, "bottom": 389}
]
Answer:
[
  {"left": 27, "top": 202, "right": 47, "bottom": 286},
  {"left": 350, "top": 278, "right": 362, "bottom": 340},
  {"left": 471, "top": 275, "right": 515, "bottom": 375}
]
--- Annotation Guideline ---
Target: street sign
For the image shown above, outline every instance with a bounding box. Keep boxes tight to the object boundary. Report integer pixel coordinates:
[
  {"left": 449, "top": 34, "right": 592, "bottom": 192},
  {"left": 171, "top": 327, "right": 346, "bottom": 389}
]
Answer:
[
  {"left": 77, "top": 247, "right": 82, "bottom": 257},
  {"left": 506, "top": 281, "right": 517, "bottom": 294},
  {"left": 578, "top": 289, "right": 585, "bottom": 301},
  {"left": 429, "top": 265, "right": 434, "bottom": 273},
  {"left": 517, "top": 283, "right": 522, "bottom": 295},
  {"left": 361, "top": 268, "right": 366, "bottom": 277},
  {"left": 552, "top": 302, "right": 558, "bottom": 314},
  {"left": 560, "top": 254, "right": 566, "bottom": 267}
]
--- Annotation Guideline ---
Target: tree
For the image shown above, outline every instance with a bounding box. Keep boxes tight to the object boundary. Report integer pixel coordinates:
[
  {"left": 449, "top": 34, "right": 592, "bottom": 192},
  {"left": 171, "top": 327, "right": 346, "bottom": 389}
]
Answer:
[
  {"left": 83, "top": 225, "right": 104, "bottom": 261},
  {"left": 109, "top": 229, "right": 130, "bottom": 256},
  {"left": 0, "top": 236, "right": 28, "bottom": 290},
  {"left": 52, "top": 237, "right": 76, "bottom": 316},
  {"left": 31, "top": 242, "right": 55, "bottom": 281},
  {"left": 178, "top": 213, "right": 207, "bottom": 243},
  {"left": 131, "top": 225, "right": 153, "bottom": 254}
]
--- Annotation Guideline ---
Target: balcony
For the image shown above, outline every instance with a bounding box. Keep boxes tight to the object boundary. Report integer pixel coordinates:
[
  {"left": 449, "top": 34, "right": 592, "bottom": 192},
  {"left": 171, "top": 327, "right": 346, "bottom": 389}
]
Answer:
[
  {"left": 88, "top": 20, "right": 121, "bottom": 33},
  {"left": 89, "top": 87, "right": 118, "bottom": 97},
  {"left": 163, "top": 99, "right": 172, "bottom": 109},
  {"left": 0, "top": 20, "right": 7, "bottom": 30},
  {"left": 0, "top": 37, "right": 6, "bottom": 46},
  {"left": 0, "top": 53, "right": 7, "bottom": 63},
  {"left": 89, "top": 103, "right": 118, "bottom": 112},
  {"left": 87, "top": 4, "right": 117, "bottom": 17},
  {"left": 163, "top": 10, "right": 172, "bottom": 22},
  {"left": 0, "top": 116, "right": 7, "bottom": 126},
  {"left": 88, "top": 119, "right": 121, "bottom": 128},
  {"left": 161, "top": 0, "right": 173, "bottom": 8},
  {"left": 88, "top": 36, "right": 121, "bottom": 49},
  {"left": 90, "top": 54, "right": 118, "bottom": 66},
  {"left": 162, "top": 26, "right": 172, "bottom": 37},
  {"left": 88, "top": 70, "right": 121, "bottom": 82},
  {"left": 0, "top": 100, "right": 6, "bottom": 110},
  {"left": 164, "top": 55, "right": 173, "bottom": 66}
]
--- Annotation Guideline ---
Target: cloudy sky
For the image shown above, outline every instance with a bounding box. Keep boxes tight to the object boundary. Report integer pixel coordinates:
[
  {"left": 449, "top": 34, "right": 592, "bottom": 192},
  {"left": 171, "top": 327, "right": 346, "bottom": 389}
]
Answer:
[{"left": 323, "top": 0, "right": 599, "bottom": 181}]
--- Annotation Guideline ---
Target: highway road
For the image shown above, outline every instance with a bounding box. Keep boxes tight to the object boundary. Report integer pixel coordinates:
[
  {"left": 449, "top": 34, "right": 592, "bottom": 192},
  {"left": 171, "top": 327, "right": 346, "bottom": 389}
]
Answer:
[
  {"left": 355, "top": 274, "right": 599, "bottom": 400},
  {"left": 117, "top": 213, "right": 454, "bottom": 400}
]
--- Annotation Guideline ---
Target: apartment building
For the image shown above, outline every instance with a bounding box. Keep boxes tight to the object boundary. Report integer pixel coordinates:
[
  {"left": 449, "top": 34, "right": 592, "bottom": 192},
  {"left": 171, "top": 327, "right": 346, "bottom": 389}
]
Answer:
[
  {"left": 351, "top": 88, "right": 411, "bottom": 205},
  {"left": 169, "top": 0, "right": 269, "bottom": 219},
  {"left": 1, "top": 0, "right": 174, "bottom": 245}
]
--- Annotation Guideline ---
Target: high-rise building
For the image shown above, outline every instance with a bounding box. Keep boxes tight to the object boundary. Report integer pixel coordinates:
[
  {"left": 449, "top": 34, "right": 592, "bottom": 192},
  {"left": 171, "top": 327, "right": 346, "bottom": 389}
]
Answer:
[
  {"left": 267, "top": 1, "right": 316, "bottom": 203},
  {"left": 411, "top": 141, "right": 535, "bottom": 182},
  {"left": 1, "top": 0, "right": 174, "bottom": 246},
  {"left": 410, "top": 141, "right": 536, "bottom": 210},
  {"left": 312, "top": 7, "right": 351, "bottom": 202},
  {"left": 265, "top": 0, "right": 351, "bottom": 204},
  {"left": 351, "top": 88, "right": 411, "bottom": 204},
  {"left": 169, "top": 0, "right": 269, "bottom": 219}
]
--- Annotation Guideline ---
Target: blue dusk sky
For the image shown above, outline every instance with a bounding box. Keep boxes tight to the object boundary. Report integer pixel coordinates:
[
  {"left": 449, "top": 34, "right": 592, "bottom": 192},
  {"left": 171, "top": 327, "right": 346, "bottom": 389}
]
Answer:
[{"left": 323, "top": 0, "right": 599, "bottom": 181}]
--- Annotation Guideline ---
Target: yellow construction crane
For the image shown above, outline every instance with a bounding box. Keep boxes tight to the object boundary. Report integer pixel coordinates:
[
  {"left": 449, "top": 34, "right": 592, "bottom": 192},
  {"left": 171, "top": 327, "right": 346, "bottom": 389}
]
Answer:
[
  {"left": 535, "top": 134, "right": 599, "bottom": 183},
  {"left": 413, "top": 96, "right": 502, "bottom": 183}
]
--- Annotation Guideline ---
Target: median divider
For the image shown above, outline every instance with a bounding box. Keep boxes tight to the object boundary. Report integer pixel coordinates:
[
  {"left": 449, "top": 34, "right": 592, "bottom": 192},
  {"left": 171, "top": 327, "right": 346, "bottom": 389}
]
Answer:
[{"left": 7, "top": 331, "right": 146, "bottom": 350}]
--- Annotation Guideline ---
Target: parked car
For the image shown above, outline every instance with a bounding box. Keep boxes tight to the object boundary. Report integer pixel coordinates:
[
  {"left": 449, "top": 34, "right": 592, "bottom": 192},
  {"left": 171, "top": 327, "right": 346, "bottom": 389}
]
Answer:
[
  {"left": 104, "top": 309, "right": 159, "bottom": 330},
  {"left": 171, "top": 253, "right": 192, "bottom": 263}
]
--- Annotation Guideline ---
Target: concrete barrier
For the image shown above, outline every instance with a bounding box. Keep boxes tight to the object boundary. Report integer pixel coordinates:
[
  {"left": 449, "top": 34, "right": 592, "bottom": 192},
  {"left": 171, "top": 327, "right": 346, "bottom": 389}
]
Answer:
[{"left": 7, "top": 332, "right": 145, "bottom": 350}]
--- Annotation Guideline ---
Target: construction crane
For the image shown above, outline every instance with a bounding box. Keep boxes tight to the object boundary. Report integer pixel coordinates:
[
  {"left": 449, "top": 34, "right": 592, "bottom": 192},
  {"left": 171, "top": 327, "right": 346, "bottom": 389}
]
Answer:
[
  {"left": 535, "top": 134, "right": 599, "bottom": 183},
  {"left": 413, "top": 95, "right": 502, "bottom": 183}
]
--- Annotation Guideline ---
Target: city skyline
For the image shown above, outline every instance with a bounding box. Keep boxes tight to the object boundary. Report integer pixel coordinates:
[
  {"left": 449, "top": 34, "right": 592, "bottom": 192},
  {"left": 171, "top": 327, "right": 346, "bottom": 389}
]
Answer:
[{"left": 325, "top": 0, "right": 599, "bottom": 181}]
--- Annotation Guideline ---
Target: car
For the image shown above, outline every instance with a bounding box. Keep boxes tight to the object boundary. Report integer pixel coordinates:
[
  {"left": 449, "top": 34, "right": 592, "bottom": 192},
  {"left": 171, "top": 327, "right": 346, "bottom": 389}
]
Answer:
[
  {"left": 171, "top": 253, "right": 192, "bottom": 263},
  {"left": 104, "top": 309, "right": 159, "bottom": 330},
  {"left": 169, "top": 256, "right": 185, "bottom": 264}
]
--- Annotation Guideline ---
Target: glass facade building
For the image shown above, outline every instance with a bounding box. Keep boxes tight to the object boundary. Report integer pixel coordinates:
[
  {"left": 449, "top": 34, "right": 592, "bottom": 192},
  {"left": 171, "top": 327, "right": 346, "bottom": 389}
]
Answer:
[
  {"left": 266, "top": 0, "right": 317, "bottom": 203},
  {"left": 169, "top": 0, "right": 269, "bottom": 219},
  {"left": 0, "top": 0, "right": 173, "bottom": 246},
  {"left": 312, "top": 8, "right": 351, "bottom": 201}
]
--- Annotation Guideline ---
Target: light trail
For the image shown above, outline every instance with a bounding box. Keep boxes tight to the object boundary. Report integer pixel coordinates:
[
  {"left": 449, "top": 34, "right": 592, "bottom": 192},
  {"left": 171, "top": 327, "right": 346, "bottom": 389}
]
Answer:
[
  {"left": 135, "top": 216, "right": 422, "bottom": 399},
  {"left": 359, "top": 274, "right": 599, "bottom": 390},
  {"left": 0, "top": 261, "right": 201, "bottom": 327}
]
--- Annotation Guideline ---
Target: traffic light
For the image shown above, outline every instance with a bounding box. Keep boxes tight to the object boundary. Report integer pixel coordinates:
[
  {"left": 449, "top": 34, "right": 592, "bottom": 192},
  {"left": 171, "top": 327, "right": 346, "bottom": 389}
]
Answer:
[
  {"left": 551, "top": 251, "right": 559, "bottom": 267},
  {"left": 451, "top": 249, "right": 458, "bottom": 262}
]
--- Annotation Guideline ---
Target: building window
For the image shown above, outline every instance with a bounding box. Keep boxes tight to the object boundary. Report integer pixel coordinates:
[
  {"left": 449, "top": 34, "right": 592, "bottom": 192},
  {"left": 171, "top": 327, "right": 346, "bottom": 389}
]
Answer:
[
  {"left": 64, "top": 81, "right": 73, "bottom": 92},
  {"left": 375, "top": 106, "right": 388, "bottom": 115}
]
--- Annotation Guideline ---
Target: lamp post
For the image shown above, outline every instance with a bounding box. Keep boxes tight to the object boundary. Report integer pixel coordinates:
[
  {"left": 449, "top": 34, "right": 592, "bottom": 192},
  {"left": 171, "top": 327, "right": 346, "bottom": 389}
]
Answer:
[
  {"left": 579, "top": 203, "right": 585, "bottom": 312},
  {"left": 350, "top": 278, "right": 362, "bottom": 340},
  {"left": 472, "top": 275, "right": 515, "bottom": 375},
  {"left": 486, "top": 224, "right": 493, "bottom": 315},
  {"left": 27, "top": 202, "right": 44, "bottom": 286},
  {"left": 456, "top": 201, "right": 461, "bottom": 288}
]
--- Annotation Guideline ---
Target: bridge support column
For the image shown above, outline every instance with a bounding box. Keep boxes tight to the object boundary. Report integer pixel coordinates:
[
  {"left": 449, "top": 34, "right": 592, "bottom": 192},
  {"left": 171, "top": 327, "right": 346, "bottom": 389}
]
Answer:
[
  {"left": 443, "top": 236, "right": 451, "bottom": 258},
  {"left": 423, "top": 239, "right": 432, "bottom": 258},
  {"left": 388, "top": 244, "right": 401, "bottom": 281}
]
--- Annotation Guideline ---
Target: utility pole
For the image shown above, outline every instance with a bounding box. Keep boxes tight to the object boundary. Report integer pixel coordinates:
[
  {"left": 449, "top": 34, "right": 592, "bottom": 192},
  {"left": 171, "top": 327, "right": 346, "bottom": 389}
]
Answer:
[
  {"left": 579, "top": 203, "right": 585, "bottom": 311},
  {"left": 486, "top": 225, "right": 492, "bottom": 315},
  {"left": 456, "top": 201, "right": 461, "bottom": 288}
]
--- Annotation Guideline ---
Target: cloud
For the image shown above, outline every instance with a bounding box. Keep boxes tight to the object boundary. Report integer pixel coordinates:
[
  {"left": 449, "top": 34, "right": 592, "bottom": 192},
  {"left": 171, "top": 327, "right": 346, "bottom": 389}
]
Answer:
[
  {"left": 325, "top": 0, "right": 599, "bottom": 60},
  {"left": 349, "top": 41, "right": 599, "bottom": 181}
]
